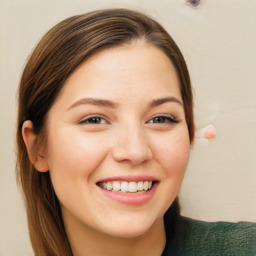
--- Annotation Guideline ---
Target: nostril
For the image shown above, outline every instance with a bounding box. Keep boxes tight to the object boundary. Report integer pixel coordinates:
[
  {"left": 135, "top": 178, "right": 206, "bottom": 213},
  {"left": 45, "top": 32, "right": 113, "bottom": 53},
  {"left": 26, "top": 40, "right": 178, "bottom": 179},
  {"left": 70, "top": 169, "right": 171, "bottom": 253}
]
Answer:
[{"left": 112, "top": 145, "right": 152, "bottom": 165}]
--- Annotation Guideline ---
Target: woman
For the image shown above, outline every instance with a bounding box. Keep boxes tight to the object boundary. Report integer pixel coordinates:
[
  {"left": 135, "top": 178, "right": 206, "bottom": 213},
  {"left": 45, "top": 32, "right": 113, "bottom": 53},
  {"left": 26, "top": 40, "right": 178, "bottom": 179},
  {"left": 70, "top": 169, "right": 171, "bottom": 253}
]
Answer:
[{"left": 16, "top": 8, "right": 194, "bottom": 255}]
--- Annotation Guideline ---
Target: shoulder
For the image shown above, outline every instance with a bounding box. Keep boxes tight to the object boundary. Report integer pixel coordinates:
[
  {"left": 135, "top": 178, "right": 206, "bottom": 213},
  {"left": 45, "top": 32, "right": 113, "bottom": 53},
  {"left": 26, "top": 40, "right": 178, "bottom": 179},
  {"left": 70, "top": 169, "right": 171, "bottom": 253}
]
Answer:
[{"left": 162, "top": 215, "right": 256, "bottom": 256}]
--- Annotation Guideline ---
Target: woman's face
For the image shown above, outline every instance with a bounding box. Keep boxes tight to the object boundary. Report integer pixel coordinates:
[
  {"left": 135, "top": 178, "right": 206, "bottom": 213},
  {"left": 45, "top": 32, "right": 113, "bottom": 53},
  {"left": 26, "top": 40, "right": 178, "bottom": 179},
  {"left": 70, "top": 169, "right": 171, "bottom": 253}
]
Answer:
[{"left": 45, "top": 43, "right": 190, "bottom": 238}]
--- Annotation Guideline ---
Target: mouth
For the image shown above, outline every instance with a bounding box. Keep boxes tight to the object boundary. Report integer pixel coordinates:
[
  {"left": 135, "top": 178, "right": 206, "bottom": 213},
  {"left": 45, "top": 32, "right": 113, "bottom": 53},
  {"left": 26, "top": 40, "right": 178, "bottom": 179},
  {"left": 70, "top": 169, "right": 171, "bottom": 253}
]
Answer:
[
  {"left": 96, "top": 177, "right": 159, "bottom": 205},
  {"left": 96, "top": 180, "right": 155, "bottom": 193}
]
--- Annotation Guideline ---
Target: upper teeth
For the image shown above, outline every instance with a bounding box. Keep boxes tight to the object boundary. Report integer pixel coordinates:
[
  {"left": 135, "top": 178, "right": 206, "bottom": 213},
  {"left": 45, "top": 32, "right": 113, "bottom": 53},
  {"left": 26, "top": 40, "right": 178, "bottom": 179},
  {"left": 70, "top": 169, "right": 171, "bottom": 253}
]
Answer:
[{"left": 98, "top": 181, "right": 153, "bottom": 193}]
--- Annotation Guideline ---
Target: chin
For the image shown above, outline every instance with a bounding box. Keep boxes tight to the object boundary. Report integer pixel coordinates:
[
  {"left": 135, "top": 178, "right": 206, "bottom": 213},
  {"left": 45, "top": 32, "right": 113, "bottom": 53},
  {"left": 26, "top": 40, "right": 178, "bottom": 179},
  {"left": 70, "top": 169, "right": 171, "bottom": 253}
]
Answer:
[
  {"left": 99, "top": 213, "right": 163, "bottom": 239},
  {"left": 104, "top": 225, "right": 152, "bottom": 239}
]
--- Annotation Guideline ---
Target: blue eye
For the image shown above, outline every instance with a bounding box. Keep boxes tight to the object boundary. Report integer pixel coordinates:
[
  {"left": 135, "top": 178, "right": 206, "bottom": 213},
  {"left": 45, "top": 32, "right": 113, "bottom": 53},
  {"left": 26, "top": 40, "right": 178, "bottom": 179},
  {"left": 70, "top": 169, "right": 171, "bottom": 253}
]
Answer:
[
  {"left": 80, "top": 116, "right": 107, "bottom": 124},
  {"left": 149, "top": 115, "right": 177, "bottom": 124}
]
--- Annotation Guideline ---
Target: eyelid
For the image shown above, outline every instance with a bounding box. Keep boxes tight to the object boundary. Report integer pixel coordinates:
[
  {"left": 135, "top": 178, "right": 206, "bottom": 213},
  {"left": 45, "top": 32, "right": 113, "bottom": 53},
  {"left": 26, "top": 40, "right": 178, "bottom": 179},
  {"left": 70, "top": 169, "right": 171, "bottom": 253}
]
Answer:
[
  {"left": 146, "top": 114, "right": 178, "bottom": 124},
  {"left": 79, "top": 114, "right": 110, "bottom": 125},
  {"left": 77, "top": 113, "right": 178, "bottom": 125}
]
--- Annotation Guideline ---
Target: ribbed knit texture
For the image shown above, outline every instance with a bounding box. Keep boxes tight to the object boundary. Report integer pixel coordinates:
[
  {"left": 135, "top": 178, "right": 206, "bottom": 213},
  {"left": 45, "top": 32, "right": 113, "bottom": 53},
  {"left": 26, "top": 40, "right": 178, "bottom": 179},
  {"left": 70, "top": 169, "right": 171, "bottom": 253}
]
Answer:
[{"left": 162, "top": 215, "right": 256, "bottom": 256}]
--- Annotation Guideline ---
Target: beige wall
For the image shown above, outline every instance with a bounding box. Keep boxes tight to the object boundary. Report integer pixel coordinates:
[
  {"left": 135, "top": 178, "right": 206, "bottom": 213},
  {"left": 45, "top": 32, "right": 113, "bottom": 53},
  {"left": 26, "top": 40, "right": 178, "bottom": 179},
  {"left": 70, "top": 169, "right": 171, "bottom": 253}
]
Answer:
[{"left": 1, "top": 0, "right": 255, "bottom": 255}]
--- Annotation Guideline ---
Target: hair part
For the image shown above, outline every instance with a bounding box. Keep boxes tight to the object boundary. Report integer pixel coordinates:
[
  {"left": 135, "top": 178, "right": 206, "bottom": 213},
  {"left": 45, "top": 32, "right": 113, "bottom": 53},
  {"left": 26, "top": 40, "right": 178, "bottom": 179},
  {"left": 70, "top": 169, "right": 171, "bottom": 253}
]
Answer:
[{"left": 16, "top": 8, "right": 194, "bottom": 255}]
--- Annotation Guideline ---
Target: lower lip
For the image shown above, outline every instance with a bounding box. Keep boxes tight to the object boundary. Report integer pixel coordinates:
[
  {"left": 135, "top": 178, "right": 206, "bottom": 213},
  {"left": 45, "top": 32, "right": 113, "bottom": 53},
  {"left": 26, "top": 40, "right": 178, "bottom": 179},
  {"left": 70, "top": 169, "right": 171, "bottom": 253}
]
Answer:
[{"left": 98, "top": 182, "right": 159, "bottom": 206}]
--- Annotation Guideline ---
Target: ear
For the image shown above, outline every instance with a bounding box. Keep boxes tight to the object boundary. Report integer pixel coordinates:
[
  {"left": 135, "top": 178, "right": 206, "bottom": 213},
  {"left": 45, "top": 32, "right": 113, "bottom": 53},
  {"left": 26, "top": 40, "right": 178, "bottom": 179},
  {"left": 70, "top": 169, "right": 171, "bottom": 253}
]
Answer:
[{"left": 22, "top": 120, "right": 49, "bottom": 172}]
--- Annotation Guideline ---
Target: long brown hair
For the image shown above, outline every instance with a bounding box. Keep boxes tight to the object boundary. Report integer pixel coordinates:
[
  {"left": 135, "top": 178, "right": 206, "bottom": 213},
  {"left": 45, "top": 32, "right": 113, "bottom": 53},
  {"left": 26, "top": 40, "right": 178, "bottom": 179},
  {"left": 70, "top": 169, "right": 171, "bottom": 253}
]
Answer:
[{"left": 16, "top": 8, "right": 194, "bottom": 255}]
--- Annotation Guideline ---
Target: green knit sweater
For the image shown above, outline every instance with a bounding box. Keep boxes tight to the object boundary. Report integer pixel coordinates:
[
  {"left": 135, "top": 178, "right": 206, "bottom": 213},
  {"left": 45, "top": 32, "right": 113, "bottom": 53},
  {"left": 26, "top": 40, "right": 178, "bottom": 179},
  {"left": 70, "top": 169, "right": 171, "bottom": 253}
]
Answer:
[{"left": 162, "top": 215, "right": 256, "bottom": 256}]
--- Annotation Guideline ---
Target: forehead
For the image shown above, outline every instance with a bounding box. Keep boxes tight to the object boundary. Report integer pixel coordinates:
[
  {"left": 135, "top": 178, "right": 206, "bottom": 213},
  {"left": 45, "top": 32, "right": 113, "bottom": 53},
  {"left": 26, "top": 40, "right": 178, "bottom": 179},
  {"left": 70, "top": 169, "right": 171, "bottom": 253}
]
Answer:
[{"left": 54, "top": 43, "right": 182, "bottom": 108}]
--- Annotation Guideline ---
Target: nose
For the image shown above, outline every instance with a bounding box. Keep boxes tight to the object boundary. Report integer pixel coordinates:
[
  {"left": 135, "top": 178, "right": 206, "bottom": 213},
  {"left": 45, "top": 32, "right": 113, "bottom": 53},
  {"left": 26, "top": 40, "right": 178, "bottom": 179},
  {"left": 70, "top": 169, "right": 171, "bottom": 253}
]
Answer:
[{"left": 112, "top": 125, "right": 153, "bottom": 166}]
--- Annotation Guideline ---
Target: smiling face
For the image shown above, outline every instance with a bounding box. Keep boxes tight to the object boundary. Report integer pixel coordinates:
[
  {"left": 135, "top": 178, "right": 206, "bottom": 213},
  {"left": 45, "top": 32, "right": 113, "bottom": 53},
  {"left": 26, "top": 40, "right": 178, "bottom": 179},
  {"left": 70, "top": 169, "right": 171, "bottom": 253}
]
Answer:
[{"left": 44, "top": 43, "right": 190, "bottom": 239}]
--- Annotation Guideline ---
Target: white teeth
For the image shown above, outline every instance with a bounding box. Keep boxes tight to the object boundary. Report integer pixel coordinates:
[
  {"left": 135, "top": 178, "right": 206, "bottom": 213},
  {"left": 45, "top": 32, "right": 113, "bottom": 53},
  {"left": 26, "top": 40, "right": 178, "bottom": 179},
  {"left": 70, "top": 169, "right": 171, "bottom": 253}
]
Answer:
[
  {"left": 120, "top": 182, "right": 128, "bottom": 192},
  {"left": 112, "top": 181, "right": 121, "bottom": 191},
  {"left": 99, "top": 180, "right": 154, "bottom": 193},
  {"left": 137, "top": 181, "right": 144, "bottom": 191},
  {"left": 107, "top": 182, "right": 112, "bottom": 191},
  {"left": 143, "top": 181, "right": 149, "bottom": 191},
  {"left": 128, "top": 182, "right": 137, "bottom": 193}
]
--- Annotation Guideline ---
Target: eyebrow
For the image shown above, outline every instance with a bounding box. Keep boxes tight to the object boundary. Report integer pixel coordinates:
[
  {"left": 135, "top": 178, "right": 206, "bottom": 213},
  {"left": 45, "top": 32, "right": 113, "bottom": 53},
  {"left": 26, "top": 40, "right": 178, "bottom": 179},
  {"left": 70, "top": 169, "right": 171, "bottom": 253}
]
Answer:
[
  {"left": 67, "top": 96, "right": 183, "bottom": 111},
  {"left": 149, "top": 96, "right": 183, "bottom": 107},
  {"left": 68, "top": 98, "right": 119, "bottom": 110}
]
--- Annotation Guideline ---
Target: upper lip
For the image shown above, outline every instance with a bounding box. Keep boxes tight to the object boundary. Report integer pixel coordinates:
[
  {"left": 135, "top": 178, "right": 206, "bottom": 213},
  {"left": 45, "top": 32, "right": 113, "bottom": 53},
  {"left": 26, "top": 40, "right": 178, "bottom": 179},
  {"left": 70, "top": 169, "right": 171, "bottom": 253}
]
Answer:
[{"left": 96, "top": 175, "right": 159, "bottom": 183}]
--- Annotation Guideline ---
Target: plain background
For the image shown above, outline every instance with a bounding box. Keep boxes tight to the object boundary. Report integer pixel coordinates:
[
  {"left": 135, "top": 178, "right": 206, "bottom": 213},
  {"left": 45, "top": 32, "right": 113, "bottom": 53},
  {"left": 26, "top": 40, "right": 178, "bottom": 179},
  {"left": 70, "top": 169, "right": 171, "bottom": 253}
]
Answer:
[{"left": 0, "top": 0, "right": 255, "bottom": 255}]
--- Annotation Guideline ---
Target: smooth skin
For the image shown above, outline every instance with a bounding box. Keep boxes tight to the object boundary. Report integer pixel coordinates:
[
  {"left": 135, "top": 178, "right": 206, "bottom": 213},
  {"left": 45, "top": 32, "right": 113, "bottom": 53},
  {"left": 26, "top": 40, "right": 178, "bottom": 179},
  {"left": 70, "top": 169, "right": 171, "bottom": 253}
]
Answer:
[{"left": 22, "top": 42, "right": 191, "bottom": 256}]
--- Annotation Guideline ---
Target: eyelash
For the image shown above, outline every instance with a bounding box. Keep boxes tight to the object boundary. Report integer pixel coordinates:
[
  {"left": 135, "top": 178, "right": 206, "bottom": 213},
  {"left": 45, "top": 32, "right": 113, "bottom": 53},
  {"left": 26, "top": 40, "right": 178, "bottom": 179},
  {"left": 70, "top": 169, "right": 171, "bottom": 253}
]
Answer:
[
  {"left": 147, "top": 115, "right": 178, "bottom": 124},
  {"left": 79, "top": 115, "right": 109, "bottom": 125},
  {"left": 79, "top": 114, "right": 177, "bottom": 125}
]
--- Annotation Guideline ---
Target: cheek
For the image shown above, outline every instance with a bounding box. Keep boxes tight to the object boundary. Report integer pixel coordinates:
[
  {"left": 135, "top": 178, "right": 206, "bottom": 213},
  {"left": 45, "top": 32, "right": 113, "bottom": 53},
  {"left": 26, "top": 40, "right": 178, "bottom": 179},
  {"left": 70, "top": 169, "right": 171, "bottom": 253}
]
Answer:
[
  {"left": 46, "top": 129, "right": 108, "bottom": 189},
  {"left": 156, "top": 130, "right": 191, "bottom": 176},
  {"left": 150, "top": 128, "right": 190, "bottom": 215}
]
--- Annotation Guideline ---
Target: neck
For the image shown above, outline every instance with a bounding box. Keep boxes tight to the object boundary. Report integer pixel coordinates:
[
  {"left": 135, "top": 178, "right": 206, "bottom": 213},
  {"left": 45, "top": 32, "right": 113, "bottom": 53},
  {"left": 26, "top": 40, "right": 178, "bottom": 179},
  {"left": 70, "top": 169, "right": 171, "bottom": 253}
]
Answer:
[{"left": 64, "top": 215, "right": 166, "bottom": 256}]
